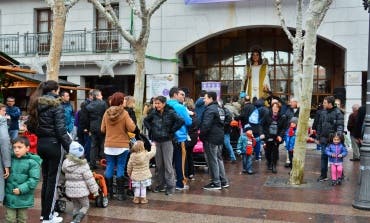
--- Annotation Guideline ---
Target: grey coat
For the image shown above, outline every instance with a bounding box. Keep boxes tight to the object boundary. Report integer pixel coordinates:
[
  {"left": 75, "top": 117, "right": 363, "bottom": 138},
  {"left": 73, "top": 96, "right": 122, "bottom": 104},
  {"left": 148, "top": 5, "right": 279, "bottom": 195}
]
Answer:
[
  {"left": 0, "top": 116, "right": 11, "bottom": 202},
  {"left": 62, "top": 154, "right": 99, "bottom": 198}
]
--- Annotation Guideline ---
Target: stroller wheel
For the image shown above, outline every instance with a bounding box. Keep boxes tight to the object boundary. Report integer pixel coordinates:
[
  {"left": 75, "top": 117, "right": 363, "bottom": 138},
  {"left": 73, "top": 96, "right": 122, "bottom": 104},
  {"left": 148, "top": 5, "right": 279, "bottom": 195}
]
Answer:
[
  {"left": 55, "top": 199, "right": 66, "bottom": 213},
  {"left": 101, "top": 196, "right": 109, "bottom": 208}
]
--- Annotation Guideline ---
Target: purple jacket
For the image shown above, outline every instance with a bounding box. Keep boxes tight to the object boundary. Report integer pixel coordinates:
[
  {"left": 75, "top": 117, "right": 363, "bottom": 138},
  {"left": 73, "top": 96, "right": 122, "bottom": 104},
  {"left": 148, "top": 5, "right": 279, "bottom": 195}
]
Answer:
[{"left": 325, "top": 143, "right": 347, "bottom": 164}]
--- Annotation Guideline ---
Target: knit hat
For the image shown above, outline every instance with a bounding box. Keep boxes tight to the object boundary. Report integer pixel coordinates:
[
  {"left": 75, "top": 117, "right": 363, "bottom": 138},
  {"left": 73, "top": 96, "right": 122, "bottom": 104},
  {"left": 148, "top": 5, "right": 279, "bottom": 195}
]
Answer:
[
  {"left": 244, "top": 124, "right": 253, "bottom": 132},
  {"left": 69, "top": 141, "right": 84, "bottom": 158},
  {"left": 290, "top": 117, "right": 298, "bottom": 125}
]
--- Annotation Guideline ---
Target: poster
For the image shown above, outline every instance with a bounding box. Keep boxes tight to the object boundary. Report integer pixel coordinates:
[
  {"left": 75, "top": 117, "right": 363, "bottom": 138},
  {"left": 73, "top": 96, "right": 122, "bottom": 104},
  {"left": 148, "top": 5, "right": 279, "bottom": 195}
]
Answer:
[
  {"left": 201, "top": 82, "right": 221, "bottom": 100},
  {"left": 146, "top": 74, "right": 178, "bottom": 101}
]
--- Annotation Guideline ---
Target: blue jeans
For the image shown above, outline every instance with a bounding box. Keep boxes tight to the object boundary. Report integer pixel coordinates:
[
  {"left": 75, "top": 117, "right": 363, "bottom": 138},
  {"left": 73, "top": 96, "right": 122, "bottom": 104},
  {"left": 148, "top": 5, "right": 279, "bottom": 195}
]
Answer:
[
  {"left": 224, "top": 133, "right": 236, "bottom": 161},
  {"left": 320, "top": 143, "right": 328, "bottom": 177},
  {"left": 82, "top": 134, "right": 91, "bottom": 162},
  {"left": 105, "top": 150, "right": 129, "bottom": 179},
  {"left": 8, "top": 130, "right": 18, "bottom": 140},
  {"left": 242, "top": 154, "right": 253, "bottom": 172},
  {"left": 253, "top": 133, "right": 261, "bottom": 159}
]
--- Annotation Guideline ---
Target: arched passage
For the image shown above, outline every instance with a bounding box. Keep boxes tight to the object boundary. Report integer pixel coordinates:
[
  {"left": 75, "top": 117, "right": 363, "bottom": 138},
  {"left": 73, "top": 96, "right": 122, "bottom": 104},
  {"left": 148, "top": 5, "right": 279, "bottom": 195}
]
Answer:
[{"left": 178, "top": 26, "right": 345, "bottom": 109}]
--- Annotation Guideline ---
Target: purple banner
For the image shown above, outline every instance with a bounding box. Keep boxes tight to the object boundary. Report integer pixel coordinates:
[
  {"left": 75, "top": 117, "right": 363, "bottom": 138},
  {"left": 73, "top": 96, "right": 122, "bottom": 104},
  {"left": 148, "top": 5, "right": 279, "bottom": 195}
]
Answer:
[{"left": 185, "top": 0, "right": 240, "bottom": 4}]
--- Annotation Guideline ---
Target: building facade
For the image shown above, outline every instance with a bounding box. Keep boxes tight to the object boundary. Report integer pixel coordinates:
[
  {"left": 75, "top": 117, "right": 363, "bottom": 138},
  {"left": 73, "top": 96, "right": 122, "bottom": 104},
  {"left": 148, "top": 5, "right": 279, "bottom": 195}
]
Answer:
[{"left": 0, "top": 0, "right": 367, "bottom": 112}]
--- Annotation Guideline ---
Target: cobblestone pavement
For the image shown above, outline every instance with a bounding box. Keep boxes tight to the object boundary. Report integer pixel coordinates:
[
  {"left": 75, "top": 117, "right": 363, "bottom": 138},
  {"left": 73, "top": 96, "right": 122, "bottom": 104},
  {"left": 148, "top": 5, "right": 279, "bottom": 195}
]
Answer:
[{"left": 1, "top": 143, "right": 370, "bottom": 223}]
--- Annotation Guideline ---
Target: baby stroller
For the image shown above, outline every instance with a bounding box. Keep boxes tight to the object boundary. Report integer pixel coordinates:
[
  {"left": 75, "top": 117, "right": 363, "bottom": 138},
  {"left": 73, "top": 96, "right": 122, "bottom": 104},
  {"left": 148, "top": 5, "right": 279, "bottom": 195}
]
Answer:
[{"left": 54, "top": 172, "right": 109, "bottom": 213}]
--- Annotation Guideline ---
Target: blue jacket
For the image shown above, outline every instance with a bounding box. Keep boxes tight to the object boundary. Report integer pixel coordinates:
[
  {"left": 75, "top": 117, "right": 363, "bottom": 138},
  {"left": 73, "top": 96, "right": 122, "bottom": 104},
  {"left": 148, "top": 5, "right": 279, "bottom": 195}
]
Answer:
[
  {"left": 62, "top": 102, "right": 74, "bottom": 133},
  {"left": 195, "top": 97, "right": 205, "bottom": 122},
  {"left": 167, "top": 99, "right": 192, "bottom": 142},
  {"left": 284, "top": 127, "right": 296, "bottom": 152},
  {"left": 237, "top": 133, "right": 262, "bottom": 154},
  {"left": 325, "top": 143, "right": 347, "bottom": 164},
  {"left": 6, "top": 106, "right": 20, "bottom": 130}
]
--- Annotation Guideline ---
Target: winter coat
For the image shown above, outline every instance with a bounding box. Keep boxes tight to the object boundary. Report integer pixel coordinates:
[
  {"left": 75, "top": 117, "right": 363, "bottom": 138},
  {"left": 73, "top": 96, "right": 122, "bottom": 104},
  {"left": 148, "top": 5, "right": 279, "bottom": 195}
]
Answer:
[
  {"left": 347, "top": 111, "right": 360, "bottom": 137},
  {"left": 237, "top": 133, "right": 261, "bottom": 155},
  {"left": 78, "top": 98, "right": 92, "bottom": 131},
  {"left": 61, "top": 101, "right": 75, "bottom": 133},
  {"left": 124, "top": 107, "right": 140, "bottom": 136},
  {"left": 317, "top": 107, "right": 344, "bottom": 144},
  {"left": 0, "top": 116, "right": 11, "bottom": 202},
  {"left": 143, "top": 105, "right": 184, "bottom": 142},
  {"left": 167, "top": 99, "right": 192, "bottom": 142},
  {"left": 284, "top": 127, "right": 296, "bottom": 152},
  {"left": 6, "top": 106, "right": 20, "bottom": 130},
  {"left": 186, "top": 113, "right": 199, "bottom": 149},
  {"left": 195, "top": 97, "right": 206, "bottom": 122},
  {"left": 35, "top": 93, "right": 72, "bottom": 151},
  {"left": 199, "top": 101, "right": 224, "bottom": 145},
  {"left": 86, "top": 99, "right": 107, "bottom": 133},
  {"left": 5, "top": 152, "right": 41, "bottom": 209},
  {"left": 127, "top": 146, "right": 156, "bottom": 181},
  {"left": 101, "top": 105, "right": 136, "bottom": 148},
  {"left": 62, "top": 154, "right": 99, "bottom": 198},
  {"left": 325, "top": 143, "right": 348, "bottom": 164},
  {"left": 285, "top": 106, "right": 300, "bottom": 124},
  {"left": 261, "top": 110, "right": 287, "bottom": 142}
]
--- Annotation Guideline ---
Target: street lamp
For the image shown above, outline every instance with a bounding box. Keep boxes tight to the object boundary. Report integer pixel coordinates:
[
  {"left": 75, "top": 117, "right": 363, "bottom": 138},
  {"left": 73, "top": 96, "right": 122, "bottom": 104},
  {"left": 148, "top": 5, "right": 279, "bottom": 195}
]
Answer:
[{"left": 353, "top": 0, "right": 370, "bottom": 210}]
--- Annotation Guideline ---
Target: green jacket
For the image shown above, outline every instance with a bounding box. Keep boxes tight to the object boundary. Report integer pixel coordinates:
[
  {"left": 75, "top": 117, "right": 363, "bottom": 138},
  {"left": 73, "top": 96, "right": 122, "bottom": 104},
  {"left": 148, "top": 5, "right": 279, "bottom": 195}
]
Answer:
[{"left": 5, "top": 152, "right": 42, "bottom": 209}]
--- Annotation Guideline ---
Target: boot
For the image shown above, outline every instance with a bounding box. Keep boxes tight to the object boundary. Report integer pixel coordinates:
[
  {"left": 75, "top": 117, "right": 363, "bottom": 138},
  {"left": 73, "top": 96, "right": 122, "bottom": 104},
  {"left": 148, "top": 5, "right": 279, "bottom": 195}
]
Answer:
[
  {"left": 105, "top": 177, "right": 114, "bottom": 199},
  {"left": 133, "top": 197, "right": 140, "bottom": 204},
  {"left": 272, "top": 163, "right": 277, "bottom": 173},
  {"left": 140, "top": 197, "right": 148, "bottom": 204},
  {"left": 116, "top": 177, "right": 127, "bottom": 201},
  {"left": 267, "top": 162, "right": 272, "bottom": 170},
  {"left": 71, "top": 212, "right": 85, "bottom": 223}
]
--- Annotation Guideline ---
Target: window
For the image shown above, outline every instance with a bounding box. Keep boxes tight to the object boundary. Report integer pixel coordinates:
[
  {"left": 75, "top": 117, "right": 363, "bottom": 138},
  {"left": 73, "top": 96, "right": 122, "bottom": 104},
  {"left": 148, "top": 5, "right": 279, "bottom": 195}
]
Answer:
[
  {"left": 95, "top": 4, "right": 119, "bottom": 52},
  {"left": 36, "top": 9, "right": 52, "bottom": 54}
]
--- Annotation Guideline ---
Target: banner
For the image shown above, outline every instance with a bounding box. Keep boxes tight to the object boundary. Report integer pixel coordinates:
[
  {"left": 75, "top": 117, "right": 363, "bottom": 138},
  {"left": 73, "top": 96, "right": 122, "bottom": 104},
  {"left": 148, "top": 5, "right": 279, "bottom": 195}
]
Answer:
[
  {"left": 185, "top": 0, "right": 240, "bottom": 4},
  {"left": 201, "top": 82, "right": 221, "bottom": 100},
  {"left": 146, "top": 74, "right": 178, "bottom": 101}
]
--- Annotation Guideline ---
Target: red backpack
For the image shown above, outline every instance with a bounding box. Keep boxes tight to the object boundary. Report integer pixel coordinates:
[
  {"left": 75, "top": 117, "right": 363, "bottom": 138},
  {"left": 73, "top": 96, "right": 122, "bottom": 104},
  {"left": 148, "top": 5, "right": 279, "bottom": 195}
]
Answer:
[{"left": 246, "top": 137, "right": 256, "bottom": 156}]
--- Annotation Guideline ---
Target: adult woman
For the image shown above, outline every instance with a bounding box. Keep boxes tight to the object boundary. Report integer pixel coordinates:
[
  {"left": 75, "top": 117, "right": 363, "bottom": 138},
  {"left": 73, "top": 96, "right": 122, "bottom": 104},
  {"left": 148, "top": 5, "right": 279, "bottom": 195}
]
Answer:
[
  {"left": 101, "top": 92, "right": 136, "bottom": 200},
  {"left": 28, "top": 80, "right": 72, "bottom": 223},
  {"left": 243, "top": 48, "right": 270, "bottom": 99},
  {"left": 261, "top": 102, "right": 287, "bottom": 173},
  {"left": 143, "top": 96, "right": 184, "bottom": 195}
]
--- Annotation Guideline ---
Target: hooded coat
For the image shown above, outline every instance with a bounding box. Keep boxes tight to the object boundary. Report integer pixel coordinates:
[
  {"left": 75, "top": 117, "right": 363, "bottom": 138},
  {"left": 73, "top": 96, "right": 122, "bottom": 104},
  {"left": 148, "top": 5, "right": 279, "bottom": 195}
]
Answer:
[
  {"left": 101, "top": 105, "right": 136, "bottom": 148},
  {"left": 5, "top": 152, "right": 41, "bottom": 208},
  {"left": 127, "top": 145, "right": 156, "bottom": 181},
  {"left": 0, "top": 116, "right": 11, "bottom": 202},
  {"left": 62, "top": 154, "right": 99, "bottom": 198}
]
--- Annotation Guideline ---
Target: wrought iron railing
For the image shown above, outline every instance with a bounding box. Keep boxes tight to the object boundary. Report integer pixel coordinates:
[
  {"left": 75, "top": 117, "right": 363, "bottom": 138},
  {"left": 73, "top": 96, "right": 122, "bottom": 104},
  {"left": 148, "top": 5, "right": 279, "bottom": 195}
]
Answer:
[{"left": 0, "top": 29, "right": 130, "bottom": 56}]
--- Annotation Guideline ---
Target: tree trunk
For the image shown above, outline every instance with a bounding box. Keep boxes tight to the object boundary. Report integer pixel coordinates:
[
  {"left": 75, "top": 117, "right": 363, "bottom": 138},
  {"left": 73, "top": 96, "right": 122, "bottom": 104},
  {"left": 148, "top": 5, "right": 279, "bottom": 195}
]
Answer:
[
  {"left": 46, "top": 0, "right": 67, "bottom": 81},
  {"left": 289, "top": 0, "right": 331, "bottom": 185},
  {"left": 133, "top": 44, "right": 146, "bottom": 131},
  {"left": 292, "top": 40, "right": 303, "bottom": 100}
]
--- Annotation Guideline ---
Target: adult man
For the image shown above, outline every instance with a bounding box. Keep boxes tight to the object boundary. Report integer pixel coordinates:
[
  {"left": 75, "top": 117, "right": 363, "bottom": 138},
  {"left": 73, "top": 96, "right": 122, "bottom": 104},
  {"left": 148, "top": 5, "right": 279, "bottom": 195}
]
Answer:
[
  {"left": 284, "top": 97, "right": 300, "bottom": 167},
  {"left": 85, "top": 89, "right": 107, "bottom": 169},
  {"left": 195, "top": 90, "right": 207, "bottom": 122},
  {"left": 199, "top": 91, "right": 229, "bottom": 190},
  {"left": 78, "top": 90, "right": 94, "bottom": 161},
  {"left": 167, "top": 87, "right": 192, "bottom": 190},
  {"left": 6, "top": 96, "right": 20, "bottom": 140},
  {"left": 60, "top": 91, "right": 75, "bottom": 133},
  {"left": 347, "top": 104, "right": 361, "bottom": 161},
  {"left": 316, "top": 96, "right": 344, "bottom": 181}
]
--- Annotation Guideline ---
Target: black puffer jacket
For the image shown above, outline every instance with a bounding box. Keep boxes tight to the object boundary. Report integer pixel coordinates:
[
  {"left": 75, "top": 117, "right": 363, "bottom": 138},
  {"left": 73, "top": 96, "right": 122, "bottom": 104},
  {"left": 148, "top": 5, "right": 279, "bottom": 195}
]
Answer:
[
  {"left": 317, "top": 107, "right": 344, "bottom": 144},
  {"left": 261, "top": 110, "right": 287, "bottom": 141},
  {"left": 36, "top": 93, "right": 72, "bottom": 151},
  {"left": 143, "top": 105, "right": 184, "bottom": 142},
  {"left": 86, "top": 99, "right": 107, "bottom": 133},
  {"left": 199, "top": 101, "right": 224, "bottom": 145}
]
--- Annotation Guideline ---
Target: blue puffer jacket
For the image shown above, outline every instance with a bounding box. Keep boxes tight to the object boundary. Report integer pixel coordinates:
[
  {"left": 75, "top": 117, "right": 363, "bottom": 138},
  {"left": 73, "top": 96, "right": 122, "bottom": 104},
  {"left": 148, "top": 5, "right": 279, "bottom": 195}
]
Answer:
[
  {"left": 62, "top": 102, "right": 74, "bottom": 133},
  {"left": 325, "top": 143, "right": 347, "bottom": 164},
  {"left": 166, "top": 99, "right": 192, "bottom": 142},
  {"left": 284, "top": 127, "right": 296, "bottom": 152},
  {"left": 6, "top": 106, "right": 20, "bottom": 130}
]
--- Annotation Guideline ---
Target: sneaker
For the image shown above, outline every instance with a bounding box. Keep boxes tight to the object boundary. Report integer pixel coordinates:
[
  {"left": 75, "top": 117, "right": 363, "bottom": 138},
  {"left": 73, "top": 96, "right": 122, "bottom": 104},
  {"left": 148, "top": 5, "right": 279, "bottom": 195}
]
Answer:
[
  {"left": 176, "top": 187, "right": 184, "bottom": 191},
  {"left": 183, "top": 184, "right": 190, "bottom": 190},
  {"left": 203, "top": 183, "right": 221, "bottom": 190},
  {"left": 153, "top": 185, "right": 166, "bottom": 193},
  {"left": 40, "top": 212, "right": 59, "bottom": 222},
  {"left": 42, "top": 216, "right": 63, "bottom": 223},
  {"left": 221, "top": 182, "right": 230, "bottom": 188},
  {"left": 317, "top": 176, "right": 329, "bottom": 182},
  {"left": 165, "top": 188, "right": 174, "bottom": 195}
]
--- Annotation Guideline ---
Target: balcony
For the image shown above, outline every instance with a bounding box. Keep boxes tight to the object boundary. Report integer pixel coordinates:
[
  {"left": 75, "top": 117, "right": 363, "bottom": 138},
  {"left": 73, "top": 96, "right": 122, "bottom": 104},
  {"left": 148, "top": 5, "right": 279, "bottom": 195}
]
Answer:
[{"left": 0, "top": 29, "right": 131, "bottom": 56}]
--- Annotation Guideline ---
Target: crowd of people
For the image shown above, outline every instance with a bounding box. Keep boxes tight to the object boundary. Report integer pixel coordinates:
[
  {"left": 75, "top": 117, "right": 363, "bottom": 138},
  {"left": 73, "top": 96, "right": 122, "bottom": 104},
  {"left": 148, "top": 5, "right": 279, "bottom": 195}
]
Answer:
[{"left": 0, "top": 77, "right": 364, "bottom": 223}]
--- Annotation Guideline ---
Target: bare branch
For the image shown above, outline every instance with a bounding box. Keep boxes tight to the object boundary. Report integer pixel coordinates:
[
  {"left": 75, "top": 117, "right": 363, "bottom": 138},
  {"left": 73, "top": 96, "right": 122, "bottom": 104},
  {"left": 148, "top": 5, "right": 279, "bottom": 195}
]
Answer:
[
  {"left": 316, "top": 0, "right": 334, "bottom": 27},
  {"left": 126, "top": 0, "right": 143, "bottom": 18},
  {"left": 65, "top": 0, "right": 80, "bottom": 11},
  {"left": 295, "top": 0, "right": 304, "bottom": 40},
  {"left": 148, "top": 0, "right": 167, "bottom": 17},
  {"left": 275, "top": 0, "right": 294, "bottom": 43},
  {"left": 137, "top": 0, "right": 149, "bottom": 43},
  {"left": 45, "top": 0, "right": 55, "bottom": 7}
]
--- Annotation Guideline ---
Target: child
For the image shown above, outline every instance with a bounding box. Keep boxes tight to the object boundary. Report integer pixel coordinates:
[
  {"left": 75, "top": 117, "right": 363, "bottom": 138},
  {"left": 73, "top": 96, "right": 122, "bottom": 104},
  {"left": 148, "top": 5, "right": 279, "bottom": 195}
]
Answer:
[
  {"left": 325, "top": 133, "right": 348, "bottom": 186},
  {"left": 62, "top": 141, "right": 99, "bottom": 223},
  {"left": 284, "top": 117, "right": 298, "bottom": 169},
  {"left": 4, "top": 136, "right": 41, "bottom": 223},
  {"left": 237, "top": 124, "right": 263, "bottom": 175},
  {"left": 0, "top": 103, "right": 11, "bottom": 206},
  {"left": 127, "top": 140, "right": 156, "bottom": 204}
]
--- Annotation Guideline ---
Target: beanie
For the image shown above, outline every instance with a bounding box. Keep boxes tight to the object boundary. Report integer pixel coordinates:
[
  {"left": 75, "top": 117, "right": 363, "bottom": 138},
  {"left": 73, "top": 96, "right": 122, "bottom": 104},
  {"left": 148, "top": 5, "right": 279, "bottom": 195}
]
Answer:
[
  {"left": 244, "top": 124, "right": 253, "bottom": 132},
  {"left": 290, "top": 117, "right": 298, "bottom": 125},
  {"left": 69, "top": 141, "right": 84, "bottom": 158}
]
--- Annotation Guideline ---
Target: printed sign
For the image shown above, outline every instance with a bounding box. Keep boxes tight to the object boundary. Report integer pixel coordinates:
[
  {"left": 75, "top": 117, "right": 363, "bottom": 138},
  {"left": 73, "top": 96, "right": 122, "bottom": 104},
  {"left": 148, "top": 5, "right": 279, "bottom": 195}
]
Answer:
[{"left": 201, "top": 82, "right": 221, "bottom": 100}]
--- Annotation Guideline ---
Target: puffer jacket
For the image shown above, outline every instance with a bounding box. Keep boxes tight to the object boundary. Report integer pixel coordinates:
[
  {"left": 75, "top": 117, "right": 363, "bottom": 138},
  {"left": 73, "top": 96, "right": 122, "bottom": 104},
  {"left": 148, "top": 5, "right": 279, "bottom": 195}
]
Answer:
[
  {"left": 6, "top": 106, "right": 20, "bottom": 130},
  {"left": 167, "top": 99, "right": 192, "bottom": 142},
  {"left": 61, "top": 101, "right": 74, "bottom": 133},
  {"left": 62, "top": 154, "right": 99, "bottom": 198},
  {"left": 86, "top": 99, "right": 107, "bottom": 133},
  {"left": 261, "top": 110, "right": 287, "bottom": 142},
  {"left": 5, "top": 152, "right": 41, "bottom": 209},
  {"left": 101, "top": 105, "right": 136, "bottom": 148},
  {"left": 143, "top": 105, "right": 184, "bottom": 142},
  {"left": 325, "top": 143, "right": 347, "bottom": 164},
  {"left": 36, "top": 93, "right": 72, "bottom": 151},
  {"left": 127, "top": 145, "right": 156, "bottom": 181},
  {"left": 317, "top": 107, "right": 344, "bottom": 144},
  {"left": 199, "top": 101, "right": 224, "bottom": 145}
]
